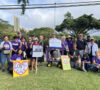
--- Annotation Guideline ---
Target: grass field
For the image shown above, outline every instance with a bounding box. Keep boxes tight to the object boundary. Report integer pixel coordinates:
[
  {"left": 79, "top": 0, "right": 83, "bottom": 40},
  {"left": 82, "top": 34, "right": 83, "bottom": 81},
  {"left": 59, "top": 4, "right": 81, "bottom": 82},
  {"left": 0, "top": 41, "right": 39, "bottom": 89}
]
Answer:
[{"left": 0, "top": 63, "right": 100, "bottom": 90}]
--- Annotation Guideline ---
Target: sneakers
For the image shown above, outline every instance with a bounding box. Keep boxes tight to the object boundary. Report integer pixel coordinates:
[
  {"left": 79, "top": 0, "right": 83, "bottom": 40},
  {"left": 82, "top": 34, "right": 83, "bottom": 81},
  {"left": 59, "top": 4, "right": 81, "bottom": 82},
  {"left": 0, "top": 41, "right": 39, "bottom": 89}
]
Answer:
[{"left": 82, "top": 69, "right": 87, "bottom": 72}]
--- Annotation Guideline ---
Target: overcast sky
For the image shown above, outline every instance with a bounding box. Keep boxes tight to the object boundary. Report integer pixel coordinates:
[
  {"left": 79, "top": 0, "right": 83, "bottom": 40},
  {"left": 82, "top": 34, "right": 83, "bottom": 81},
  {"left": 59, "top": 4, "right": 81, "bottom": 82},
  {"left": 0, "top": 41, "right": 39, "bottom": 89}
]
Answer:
[{"left": 0, "top": 0, "right": 100, "bottom": 35}]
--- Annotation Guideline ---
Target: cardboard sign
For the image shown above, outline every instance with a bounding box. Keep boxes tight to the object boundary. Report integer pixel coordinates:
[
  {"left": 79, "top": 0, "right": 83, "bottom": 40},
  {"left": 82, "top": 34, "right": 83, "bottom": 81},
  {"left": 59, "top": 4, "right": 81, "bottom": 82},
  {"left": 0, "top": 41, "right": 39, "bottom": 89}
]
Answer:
[
  {"left": 13, "top": 60, "right": 29, "bottom": 78},
  {"left": 61, "top": 55, "right": 71, "bottom": 70},
  {"left": 49, "top": 38, "right": 61, "bottom": 48},
  {"left": 32, "top": 45, "right": 43, "bottom": 57}
]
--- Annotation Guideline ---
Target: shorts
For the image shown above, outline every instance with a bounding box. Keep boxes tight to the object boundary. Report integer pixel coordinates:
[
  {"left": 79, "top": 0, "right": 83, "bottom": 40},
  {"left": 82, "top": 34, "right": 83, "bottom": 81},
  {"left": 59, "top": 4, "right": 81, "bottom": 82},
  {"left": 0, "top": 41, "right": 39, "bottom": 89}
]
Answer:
[{"left": 32, "top": 57, "right": 37, "bottom": 60}]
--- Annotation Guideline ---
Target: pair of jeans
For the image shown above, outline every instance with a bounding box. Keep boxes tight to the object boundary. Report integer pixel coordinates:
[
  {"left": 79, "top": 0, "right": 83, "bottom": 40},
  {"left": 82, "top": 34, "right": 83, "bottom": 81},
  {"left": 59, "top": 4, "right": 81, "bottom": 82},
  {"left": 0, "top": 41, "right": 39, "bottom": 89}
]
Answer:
[
  {"left": 81, "top": 63, "right": 91, "bottom": 71},
  {"left": 1, "top": 53, "right": 10, "bottom": 66}
]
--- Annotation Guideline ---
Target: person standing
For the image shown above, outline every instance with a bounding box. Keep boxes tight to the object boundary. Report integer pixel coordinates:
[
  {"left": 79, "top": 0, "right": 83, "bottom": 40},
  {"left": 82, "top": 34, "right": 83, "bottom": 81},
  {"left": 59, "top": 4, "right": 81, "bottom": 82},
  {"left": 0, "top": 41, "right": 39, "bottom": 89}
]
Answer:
[
  {"left": 17, "top": 32, "right": 23, "bottom": 42},
  {"left": 0, "top": 34, "right": 2, "bottom": 68},
  {"left": 11, "top": 36, "right": 20, "bottom": 55},
  {"left": 87, "top": 37, "right": 98, "bottom": 63},
  {"left": 0, "top": 35, "right": 12, "bottom": 72},
  {"left": 30, "top": 37, "right": 39, "bottom": 71},
  {"left": 26, "top": 37, "right": 32, "bottom": 60},
  {"left": 19, "top": 37, "right": 27, "bottom": 59},
  {"left": 31, "top": 35, "right": 35, "bottom": 43},
  {"left": 38, "top": 35, "right": 45, "bottom": 65},
  {"left": 77, "top": 34, "right": 87, "bottom": 58},
  {"left": 67, "top": 35, "right": 74, "bottom": 51},
  {"left": 61, "top": 36, "right": 69, "bottom": 55}
]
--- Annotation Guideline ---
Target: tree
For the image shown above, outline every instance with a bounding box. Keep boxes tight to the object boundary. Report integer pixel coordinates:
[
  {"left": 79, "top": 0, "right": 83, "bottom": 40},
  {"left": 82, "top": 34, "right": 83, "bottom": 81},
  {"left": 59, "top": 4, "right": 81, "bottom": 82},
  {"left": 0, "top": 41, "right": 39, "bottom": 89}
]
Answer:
[
  {"left": 17, "top": 0, "right": 29, "bottom": 14},
  {"left": 28, "top": 27, "right": 54, "bottom": 43},
  {"left": 55, "top": 12, "right": 100, "bottom": 37}
]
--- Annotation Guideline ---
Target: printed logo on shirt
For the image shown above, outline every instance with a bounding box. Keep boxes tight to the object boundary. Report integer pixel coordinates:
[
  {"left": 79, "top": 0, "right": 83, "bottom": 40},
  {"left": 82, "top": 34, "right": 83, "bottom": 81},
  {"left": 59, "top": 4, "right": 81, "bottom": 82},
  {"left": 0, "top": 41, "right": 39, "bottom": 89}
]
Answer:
[
  {"left": 4, "top": 44, "right": 10, "bottom": 49},
  {"left": 12, "top": 43, "right": 19, "bottom": 46}
]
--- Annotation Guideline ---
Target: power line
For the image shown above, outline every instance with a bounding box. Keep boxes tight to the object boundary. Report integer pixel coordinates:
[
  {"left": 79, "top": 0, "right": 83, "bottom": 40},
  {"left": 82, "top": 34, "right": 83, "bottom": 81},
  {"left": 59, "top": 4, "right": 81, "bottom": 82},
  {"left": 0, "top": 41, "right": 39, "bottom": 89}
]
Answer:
[
  {"left": 0, "top": 0, "right": 100, "bottom": 7},
  {"left": 0, "top": 2, "right": 100, "bottom": 10}
]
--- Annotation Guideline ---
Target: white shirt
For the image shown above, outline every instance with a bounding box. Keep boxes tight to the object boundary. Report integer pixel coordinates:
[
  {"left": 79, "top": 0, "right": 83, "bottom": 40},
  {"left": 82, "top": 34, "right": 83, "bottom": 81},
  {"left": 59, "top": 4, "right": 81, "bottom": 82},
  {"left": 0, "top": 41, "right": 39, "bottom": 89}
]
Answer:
[{"left": 87, "top": 42, "right": 98, "bottom": 56}]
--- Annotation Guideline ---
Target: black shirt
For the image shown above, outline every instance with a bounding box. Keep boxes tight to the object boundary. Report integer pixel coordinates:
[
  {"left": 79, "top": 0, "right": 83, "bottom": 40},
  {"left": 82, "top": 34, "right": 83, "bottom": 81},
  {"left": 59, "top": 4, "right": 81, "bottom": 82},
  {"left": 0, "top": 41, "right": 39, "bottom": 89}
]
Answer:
[
  {"left": 77, "top": 39, "right": 87, "bottom": 50},
  {"left": 69, "top": 49, "right": 80, "bottom": 62}
]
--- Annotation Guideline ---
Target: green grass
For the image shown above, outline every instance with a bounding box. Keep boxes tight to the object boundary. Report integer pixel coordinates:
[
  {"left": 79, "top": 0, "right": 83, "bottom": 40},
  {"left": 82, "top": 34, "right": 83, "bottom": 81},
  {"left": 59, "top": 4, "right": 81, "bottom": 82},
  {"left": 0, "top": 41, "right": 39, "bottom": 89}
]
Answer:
[{"left": 0, "top": 63, "right": 100, "bottom": 90}]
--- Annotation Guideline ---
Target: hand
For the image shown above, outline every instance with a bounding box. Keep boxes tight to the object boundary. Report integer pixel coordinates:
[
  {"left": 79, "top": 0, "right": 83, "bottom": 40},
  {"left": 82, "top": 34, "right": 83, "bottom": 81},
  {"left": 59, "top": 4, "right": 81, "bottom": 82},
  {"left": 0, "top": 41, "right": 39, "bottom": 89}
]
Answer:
[{"left": 71, "top": 56, "right": 74, "bottom": 58}]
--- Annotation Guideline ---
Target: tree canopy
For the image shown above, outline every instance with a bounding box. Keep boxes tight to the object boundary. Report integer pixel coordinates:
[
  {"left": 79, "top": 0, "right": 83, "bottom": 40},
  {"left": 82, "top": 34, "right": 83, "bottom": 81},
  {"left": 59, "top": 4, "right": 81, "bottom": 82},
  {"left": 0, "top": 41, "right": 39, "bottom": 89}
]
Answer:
[
  {"left": 17, "top": 0, "right": 29, "bottom": 14},
  {"left": 55, "top": 12, "right": 100, "bottom": 37}
]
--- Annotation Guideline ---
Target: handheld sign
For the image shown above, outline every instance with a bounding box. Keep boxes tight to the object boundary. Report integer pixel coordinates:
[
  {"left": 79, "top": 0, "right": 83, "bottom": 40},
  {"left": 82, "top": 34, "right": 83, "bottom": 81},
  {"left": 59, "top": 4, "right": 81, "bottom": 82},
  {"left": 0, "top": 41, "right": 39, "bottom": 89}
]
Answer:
[
  {"left": 32, "top": 45, "right": 43, "bottom": 57},
  {"left": 49, "top": 38, "right": 61, "bottom": 48},
  {"left": 61, "top": 55, "right": 71, "bottom": 70},
  {"left": 13, "top": 60, "right": 29, "bottom": 78}
]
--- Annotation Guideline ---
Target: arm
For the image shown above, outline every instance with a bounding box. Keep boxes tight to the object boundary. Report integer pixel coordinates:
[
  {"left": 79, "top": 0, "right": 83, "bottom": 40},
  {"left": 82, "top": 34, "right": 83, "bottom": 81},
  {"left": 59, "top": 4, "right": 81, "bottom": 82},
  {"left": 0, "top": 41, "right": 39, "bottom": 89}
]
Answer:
[
  {"left": 19, "top": 42, "right": 22, "bottom": 49},
  {"left": 25, "top": 42, "right": 28, "bottom": 49},
  {"left": 30, "top": 43, "right": 33, "bottom": 49},
  {"left": 66, "top": 45, "right": 69, "bottom": 52}
]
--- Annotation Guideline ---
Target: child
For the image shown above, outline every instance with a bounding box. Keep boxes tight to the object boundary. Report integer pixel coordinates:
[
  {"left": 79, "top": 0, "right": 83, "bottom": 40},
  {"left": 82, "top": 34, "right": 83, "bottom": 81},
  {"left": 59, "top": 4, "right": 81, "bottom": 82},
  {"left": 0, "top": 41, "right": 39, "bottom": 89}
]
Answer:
[
  {"left": 30, "top": 37, "right": 39, "bottom": 71},
  {"left": 8, "top": 49, "right": 23, "bottom": 73},
  {"left": 81, "top": 53, "right": 91, "bottom": 72}
]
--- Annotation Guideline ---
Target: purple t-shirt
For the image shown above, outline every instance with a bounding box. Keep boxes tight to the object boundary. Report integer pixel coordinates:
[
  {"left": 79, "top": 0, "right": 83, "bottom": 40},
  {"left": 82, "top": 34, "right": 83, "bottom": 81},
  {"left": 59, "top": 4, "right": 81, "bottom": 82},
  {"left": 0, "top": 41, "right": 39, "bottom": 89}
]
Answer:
[
  {"left": 21, "top": 42, "right": 26, "bottom": 51},
  {"left": 11, "top": 41, "right": 20, "bottom": 50},
  {"left": 67, "top": 40, "right": 74, "bottom": 50},
  {"left": 93, "top": 56, "right": 100, "bottom": 64},
  {"left": 81, "top": 57, "right": 90, "bottom": 62},
  {"left": 3, "top": 42, "right": 11, "bottom": 50},
  {"left": 11, "top": 54, "right": 23, "bottom": 60},
  {"left": 62, "top": 41, "right": 68, "bottom": 50}
]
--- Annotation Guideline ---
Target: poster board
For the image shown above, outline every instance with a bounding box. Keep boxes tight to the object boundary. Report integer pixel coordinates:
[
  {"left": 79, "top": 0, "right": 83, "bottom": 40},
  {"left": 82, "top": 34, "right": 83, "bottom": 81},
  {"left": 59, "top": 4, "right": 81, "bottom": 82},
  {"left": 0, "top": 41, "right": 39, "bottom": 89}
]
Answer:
[
  {"left": 61, "top": 55, "right": 71, "bottom": 70},
  {"left": 13, "top": 60, "right": 29, "bottom": 78},
  {"left": 49, "top": 38, "right": 61, "bottom": 48},
  {"left": 32, "top": 45, "right": 43, "bottom": 57}
]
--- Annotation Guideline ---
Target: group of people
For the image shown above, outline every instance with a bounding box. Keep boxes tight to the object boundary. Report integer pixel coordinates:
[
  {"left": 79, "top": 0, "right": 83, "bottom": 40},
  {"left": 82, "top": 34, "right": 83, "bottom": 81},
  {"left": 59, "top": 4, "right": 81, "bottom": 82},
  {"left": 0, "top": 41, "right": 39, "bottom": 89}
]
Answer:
[
  {"left": 0, "top": 32, "right": 45, "bottom": 72},
  {"left": 0, "top": 31, "right": 100, "bottom": 73}
]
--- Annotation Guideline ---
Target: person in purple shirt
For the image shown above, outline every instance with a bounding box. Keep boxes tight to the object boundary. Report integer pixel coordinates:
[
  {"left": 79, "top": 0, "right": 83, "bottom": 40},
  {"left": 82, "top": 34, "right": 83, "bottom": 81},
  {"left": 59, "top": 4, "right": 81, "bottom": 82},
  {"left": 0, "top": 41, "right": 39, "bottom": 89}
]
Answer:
[
  {"left": 0, "top": 35, "right": 12, "bottom": 72},
  {"left": 92, "top": 52, "right": 100, "bottom": 71},
  {"left": 81, "top": 53, "right": 91, "bottom": 72},
  {"left": 61, "top": 36, "right": 69, "bottom": 55},
  {"left": 67, "top": 35, "right": 74, "bottom": 51},
  {"left": 17, "top": 32, "right": 23, "bottom": 42},
  {"left": 8, "top": 49, "right": 23, "bottom": 73},
  {"left": 19, "top": 37, "right": 27, "bottom": 59},
  {"left": 11, "top": 36, "right": 20, "bottom": 55}
]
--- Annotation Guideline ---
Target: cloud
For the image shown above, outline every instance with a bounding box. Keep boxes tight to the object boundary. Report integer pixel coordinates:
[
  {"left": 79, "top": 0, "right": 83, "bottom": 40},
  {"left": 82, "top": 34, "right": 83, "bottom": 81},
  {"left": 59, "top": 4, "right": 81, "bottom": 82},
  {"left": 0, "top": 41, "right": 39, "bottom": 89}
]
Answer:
[{"left": 0, "top": 0, "right": 100, "bottom": 36}]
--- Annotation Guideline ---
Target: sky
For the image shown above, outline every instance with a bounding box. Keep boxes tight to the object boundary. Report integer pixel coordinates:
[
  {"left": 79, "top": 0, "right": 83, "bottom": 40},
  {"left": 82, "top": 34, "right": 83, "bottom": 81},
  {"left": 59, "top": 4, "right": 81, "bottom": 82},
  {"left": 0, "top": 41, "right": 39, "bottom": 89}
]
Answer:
[{"left": 0, "top": 0, "right": 100, "bottom": 35}]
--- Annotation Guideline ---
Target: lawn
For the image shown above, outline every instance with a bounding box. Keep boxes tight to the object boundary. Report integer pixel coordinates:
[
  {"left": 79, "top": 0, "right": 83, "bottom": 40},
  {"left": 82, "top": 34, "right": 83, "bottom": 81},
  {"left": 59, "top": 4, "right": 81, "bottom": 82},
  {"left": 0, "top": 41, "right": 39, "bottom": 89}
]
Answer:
[{"left": 0, "top": 63, "right": 100, "bottom": 90}]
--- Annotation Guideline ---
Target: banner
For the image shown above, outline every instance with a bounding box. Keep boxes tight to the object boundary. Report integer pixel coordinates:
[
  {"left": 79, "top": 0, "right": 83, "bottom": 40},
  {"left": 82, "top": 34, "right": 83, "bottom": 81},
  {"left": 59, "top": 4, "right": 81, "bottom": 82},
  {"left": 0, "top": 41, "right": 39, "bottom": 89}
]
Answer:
[
  {"left": 13, "top": 60, "right": 29, "bottom": 78},
  {"left": 61, "top": 55, "right": 71, "bottom": 70},
  {"left": 49, "top": 38, "right": 61, "bottom": 48},
  {"left": 32, "top": 45, "right": 43, "bottom": 57}
]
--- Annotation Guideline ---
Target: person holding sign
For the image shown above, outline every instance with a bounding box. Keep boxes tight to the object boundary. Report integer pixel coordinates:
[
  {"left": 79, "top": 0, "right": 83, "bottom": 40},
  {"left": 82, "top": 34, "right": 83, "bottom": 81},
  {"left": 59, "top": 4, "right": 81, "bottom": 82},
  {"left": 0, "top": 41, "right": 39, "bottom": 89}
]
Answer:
[
  {"left": 8, "top": 49, "right": 23, "bottom": 73},
  {"left": 0, "top": 35, "right": 12, "bottom": 72},
  {"left": 30, "top": 37, "right": 39, "bottom": 72}
]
